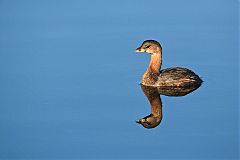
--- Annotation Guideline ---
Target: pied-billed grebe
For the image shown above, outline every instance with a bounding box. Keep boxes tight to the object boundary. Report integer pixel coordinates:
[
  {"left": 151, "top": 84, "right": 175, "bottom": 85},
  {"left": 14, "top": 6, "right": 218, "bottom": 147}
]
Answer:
[{"left": 136, "top": 40, "right": 202, "bottom": 87}]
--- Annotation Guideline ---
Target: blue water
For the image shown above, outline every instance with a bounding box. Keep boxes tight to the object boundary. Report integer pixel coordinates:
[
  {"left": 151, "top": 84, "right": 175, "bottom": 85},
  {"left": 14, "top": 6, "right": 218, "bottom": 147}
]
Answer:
[{"left": 0, "top": 0, "right": 238, "bottom": 159}]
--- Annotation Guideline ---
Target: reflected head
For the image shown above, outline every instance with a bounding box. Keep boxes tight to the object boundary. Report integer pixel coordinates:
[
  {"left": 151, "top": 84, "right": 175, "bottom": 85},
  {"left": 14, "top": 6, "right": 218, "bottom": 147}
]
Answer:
[{"left": 136, "top": 114, "right": 162, "bottom": 129}]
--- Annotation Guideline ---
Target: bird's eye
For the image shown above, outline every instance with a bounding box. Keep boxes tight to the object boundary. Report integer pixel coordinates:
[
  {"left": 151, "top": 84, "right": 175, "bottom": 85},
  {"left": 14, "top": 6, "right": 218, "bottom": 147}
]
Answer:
[
  {"left": 145, "top": 121, "right": 151, "bottom": 125},
  {"left": 144, "top": 45, "right": 150, "bottom": 49}
]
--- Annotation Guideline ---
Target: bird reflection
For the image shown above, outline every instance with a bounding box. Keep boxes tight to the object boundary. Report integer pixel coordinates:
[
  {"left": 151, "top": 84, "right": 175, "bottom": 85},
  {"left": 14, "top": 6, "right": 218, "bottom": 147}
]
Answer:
[{"left": 136, "top": 83, "right": 202, "bottom": 129}]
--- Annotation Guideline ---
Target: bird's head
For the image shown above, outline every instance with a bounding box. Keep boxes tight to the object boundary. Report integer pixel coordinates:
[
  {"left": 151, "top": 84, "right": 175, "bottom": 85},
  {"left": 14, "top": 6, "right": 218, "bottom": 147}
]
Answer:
[
  {"left": 135, "top": 40, "right": 162, "bottom": 54},
  {"left": 136, "top": 114, "right": 162, "bottom": 129}
]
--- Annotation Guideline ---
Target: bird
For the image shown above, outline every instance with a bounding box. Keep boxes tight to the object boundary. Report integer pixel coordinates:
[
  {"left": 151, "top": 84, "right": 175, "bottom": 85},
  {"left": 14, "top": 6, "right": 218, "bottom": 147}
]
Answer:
[{"left": 135, "top": 40, "right": 202, "bottom": 88}]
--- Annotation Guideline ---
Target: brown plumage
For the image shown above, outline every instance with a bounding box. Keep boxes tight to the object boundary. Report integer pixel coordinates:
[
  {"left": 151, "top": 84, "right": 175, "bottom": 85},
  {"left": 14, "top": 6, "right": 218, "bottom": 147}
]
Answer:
[{"left": 135, "top": 40, "right": 203, "bottom": 87}]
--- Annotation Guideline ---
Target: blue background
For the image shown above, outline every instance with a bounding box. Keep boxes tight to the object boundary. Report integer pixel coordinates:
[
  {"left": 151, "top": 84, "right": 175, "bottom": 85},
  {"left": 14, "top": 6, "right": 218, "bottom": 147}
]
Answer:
[{"left": 0, "top": 0, "right": 239, "bottom": 159}]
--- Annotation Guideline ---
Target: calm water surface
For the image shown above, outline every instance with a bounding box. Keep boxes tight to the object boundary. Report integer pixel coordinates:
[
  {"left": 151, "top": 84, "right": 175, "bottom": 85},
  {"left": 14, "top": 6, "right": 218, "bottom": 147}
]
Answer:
[{"left": 0, "top": 0, "right": 238, "bottom": 159}]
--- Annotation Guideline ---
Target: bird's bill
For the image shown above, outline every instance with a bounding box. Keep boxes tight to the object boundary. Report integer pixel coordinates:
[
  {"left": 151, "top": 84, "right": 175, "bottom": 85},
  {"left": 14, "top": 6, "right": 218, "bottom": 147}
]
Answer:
[{"left": 135, "top": 47, "right": 145, "bottom": 52}]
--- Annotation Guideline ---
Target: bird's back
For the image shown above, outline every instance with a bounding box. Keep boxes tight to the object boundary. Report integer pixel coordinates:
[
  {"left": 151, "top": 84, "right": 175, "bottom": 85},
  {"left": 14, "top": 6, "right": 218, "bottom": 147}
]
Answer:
[{"left": 156, "top": 67, "right": 202, "bottom": 88}]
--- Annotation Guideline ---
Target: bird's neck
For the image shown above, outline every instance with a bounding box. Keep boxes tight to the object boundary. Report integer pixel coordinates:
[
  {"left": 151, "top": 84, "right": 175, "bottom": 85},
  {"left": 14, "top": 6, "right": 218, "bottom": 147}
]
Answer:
[
  {"left": 150, "top": 96, "right": 162, "bottom": 116},
  {"left": 147, "top": 52, "right": 162, "bottom": 73}
]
